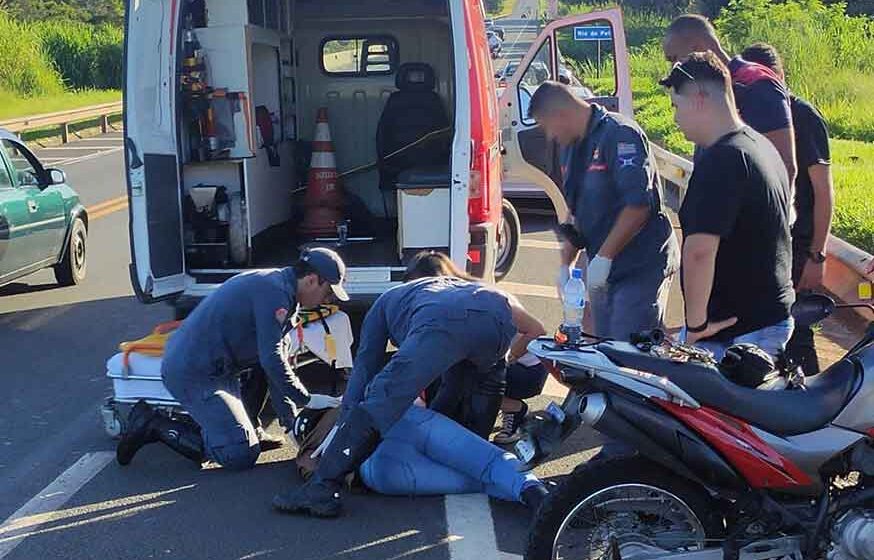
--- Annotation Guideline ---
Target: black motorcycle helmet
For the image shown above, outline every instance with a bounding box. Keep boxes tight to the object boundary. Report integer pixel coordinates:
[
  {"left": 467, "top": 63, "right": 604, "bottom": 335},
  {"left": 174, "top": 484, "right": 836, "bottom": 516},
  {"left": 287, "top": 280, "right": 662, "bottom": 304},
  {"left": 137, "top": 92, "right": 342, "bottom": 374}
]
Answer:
[
  {"left": 291, "top": 407, "right": 329, "bottom": 442},
  {"left": 718, "top": 343, "right": 775, "bottom": 388}
]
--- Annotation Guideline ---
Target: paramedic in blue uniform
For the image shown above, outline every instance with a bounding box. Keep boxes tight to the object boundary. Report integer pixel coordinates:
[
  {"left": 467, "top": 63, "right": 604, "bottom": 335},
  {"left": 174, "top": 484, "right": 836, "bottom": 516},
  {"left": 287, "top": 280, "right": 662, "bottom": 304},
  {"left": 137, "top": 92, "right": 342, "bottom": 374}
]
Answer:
[
  {"left": 272, "top": 274, "right": 544, "bottom": 518},
  {"left": 529, "top": 81, "right": 679, "bottom": 340},
  {"left": 115, "top": 248, "right": 349, "bottom": 470}
]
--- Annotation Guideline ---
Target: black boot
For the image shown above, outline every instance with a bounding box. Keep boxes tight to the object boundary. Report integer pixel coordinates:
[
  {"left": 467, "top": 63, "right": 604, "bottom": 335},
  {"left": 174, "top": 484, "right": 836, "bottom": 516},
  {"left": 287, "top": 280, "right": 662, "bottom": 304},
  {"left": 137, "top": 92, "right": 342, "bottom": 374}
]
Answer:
[
  {"left": 272, "top": 406, "right": 380, "bottom": 518},
  {"left": 116, "top": 400, "right": 204, "bottom": 466},
  {"left": 150, "top": 414, "right": 204, "bottom": 466},
  {"left": 117, "top": 401, "right": 161, "bottom": 466},
  {"left": 521, "top": 483, "right": 549, "bottom": 513}
]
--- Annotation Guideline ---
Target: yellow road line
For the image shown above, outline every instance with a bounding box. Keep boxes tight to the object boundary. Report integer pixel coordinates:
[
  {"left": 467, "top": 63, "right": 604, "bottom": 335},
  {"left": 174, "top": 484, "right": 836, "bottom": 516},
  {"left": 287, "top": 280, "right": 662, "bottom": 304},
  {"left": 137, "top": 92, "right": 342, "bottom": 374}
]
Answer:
[{"left": 87, "top": 195, "right": 128, "bottom": 220}]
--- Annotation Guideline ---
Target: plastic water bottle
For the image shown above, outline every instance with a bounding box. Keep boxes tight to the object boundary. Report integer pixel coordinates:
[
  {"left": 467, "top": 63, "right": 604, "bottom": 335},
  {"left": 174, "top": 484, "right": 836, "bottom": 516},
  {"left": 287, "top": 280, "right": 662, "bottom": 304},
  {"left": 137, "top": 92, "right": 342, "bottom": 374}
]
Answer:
[{"left": 561, "top": 268, "right": 586, "bottom": 344}]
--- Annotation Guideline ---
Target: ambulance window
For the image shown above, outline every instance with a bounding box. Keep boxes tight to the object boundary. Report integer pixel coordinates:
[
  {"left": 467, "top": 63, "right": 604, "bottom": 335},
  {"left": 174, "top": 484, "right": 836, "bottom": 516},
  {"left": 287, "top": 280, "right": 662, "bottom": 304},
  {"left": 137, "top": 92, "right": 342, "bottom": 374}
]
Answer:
[
  {"left": 321, "top": 37, "right": 398, "bottom": 76},
  {"left": 518, "top": 38, "right": 553, "bottom": 125},
  {"left": 554, "top": 21, "right": 617, "bottom": 98}
]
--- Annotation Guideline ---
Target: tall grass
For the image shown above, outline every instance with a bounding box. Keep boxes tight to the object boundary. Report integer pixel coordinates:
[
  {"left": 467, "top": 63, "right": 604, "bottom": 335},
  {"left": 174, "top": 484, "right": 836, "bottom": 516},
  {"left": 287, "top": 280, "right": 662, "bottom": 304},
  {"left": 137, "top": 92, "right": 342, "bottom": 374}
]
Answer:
[
  {"left": 0, "top": 10, "right": 64, "bottom": 96},
  {"left": 33, "top": 20, "right": 123, "bottom": 90}
]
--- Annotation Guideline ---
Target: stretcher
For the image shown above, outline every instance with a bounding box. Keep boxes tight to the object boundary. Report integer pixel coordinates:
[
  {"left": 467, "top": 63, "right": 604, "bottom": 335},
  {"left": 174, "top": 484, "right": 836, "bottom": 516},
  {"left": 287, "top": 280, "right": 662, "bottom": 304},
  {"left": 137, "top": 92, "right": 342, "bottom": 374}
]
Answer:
[{"left": 101, "top": 310, "right": 355, "bottom": 438}]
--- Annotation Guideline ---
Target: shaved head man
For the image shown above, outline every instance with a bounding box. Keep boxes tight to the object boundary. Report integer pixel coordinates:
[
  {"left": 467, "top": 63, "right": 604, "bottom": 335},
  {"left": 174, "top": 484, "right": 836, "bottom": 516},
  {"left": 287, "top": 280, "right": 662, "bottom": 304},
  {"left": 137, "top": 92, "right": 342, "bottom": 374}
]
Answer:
[
  {"left": 528, "top": 82, "right": 679, "bottom": 342},
  {"left": 663, "top": 14, "right": 797, "bottom": 187}
]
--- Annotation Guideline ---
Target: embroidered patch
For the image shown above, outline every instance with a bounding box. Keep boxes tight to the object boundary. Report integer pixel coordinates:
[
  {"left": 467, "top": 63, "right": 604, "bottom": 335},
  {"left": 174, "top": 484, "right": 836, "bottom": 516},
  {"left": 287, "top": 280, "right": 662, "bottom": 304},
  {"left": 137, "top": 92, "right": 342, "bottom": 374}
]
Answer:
[
  {"left": 617, "top": 142, "right": 638, "bottom": 157},
  {"left": 618, "top": 156, "right": 637, "bottom": 168}
]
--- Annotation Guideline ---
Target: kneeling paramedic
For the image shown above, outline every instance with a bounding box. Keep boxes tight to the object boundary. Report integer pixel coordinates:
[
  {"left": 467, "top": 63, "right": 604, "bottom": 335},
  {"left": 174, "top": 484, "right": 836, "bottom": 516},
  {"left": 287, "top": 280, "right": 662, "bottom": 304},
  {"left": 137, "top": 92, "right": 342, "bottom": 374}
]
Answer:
[
  {"left": 272, "top": 275, "right": 540, "bottom": 517},
  {"left": 116, "top": 248, "right": 349, "bottom": 470}
]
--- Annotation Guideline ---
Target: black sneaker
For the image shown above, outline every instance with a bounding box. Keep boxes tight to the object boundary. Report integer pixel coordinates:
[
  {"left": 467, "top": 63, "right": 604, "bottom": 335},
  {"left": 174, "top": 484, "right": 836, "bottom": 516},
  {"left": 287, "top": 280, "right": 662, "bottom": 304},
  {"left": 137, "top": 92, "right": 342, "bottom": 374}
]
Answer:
[
  {"left": 116, "top": 400, "right": 159, "bottom": 466},
  {"left": 273, "top": 480, "right": 343, "bottom": 518},
  {"left": 493, "top": 401, "right": 528, "bottom": 444}
]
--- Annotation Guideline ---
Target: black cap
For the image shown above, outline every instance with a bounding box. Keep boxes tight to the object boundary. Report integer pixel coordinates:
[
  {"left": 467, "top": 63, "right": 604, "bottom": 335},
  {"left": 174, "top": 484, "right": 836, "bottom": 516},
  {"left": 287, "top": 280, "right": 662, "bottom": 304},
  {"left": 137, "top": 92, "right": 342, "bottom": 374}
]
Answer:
[{"left": 300, "top": 248, "right": 349, "bottom": 301}]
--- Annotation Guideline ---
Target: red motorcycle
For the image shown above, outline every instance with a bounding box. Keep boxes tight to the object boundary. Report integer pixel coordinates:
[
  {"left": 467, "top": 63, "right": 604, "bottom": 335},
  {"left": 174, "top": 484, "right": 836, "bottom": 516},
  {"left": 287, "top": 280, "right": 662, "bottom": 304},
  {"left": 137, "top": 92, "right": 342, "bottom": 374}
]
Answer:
[{"left": 519, "top": 293, "right": 874, "bottom": 560}]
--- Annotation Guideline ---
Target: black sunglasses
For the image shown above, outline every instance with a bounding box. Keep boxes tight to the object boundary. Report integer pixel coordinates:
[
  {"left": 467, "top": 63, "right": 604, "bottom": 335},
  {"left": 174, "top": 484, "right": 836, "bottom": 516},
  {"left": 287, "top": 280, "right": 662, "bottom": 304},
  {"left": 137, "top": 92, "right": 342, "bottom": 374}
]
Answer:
[{"left": 659, "top": 61, "right": 697, "bottom": 89}]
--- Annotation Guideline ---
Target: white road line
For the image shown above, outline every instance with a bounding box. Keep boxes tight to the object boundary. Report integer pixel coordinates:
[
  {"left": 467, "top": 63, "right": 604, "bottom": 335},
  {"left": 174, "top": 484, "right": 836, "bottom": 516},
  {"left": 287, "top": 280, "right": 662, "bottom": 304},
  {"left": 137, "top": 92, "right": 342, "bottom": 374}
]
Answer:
[
  {"left": 501, "top": 281, "right": 556, "bottom": 299},
  {"left": 520, "top": 239, "right": 560, "bottom": 250},
  {"left": 446, "top": 494, "right": 516, "bottom": 560},
  {"left": 37, "top": 146, "right": 122, "bottom": 151},
  {"left": 55, "top": 146, "right": 123, "bottom": 166},
  {"left": 0, "top": 452, "right": 114, "bottom": 559}
]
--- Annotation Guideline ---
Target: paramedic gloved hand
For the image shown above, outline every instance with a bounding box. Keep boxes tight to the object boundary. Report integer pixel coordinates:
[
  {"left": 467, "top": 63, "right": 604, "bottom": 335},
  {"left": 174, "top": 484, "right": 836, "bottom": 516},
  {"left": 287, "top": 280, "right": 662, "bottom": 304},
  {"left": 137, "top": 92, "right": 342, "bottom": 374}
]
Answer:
[
  {"left": 587, "top": 255, "right": 612, "bottom": 292},
  {"left": 306, "top": 394, "right": 342, "bottom": 410}
]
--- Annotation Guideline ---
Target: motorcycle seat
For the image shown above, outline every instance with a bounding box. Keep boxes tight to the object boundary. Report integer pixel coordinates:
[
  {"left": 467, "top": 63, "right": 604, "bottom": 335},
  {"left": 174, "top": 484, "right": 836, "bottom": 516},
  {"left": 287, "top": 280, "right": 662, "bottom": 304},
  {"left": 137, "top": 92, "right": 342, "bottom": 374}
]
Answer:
[{"left": 597, "top": 342, "right": 860, "bottom": 437}]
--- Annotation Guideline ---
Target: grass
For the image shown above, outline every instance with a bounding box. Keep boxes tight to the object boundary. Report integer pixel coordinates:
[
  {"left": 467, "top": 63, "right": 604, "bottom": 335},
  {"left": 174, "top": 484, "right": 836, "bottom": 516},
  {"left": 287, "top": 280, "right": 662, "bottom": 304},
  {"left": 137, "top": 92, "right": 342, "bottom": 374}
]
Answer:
[
  {"left": 830, "top": 139, "right": 874, "bottom": 255},
  {"left": 0, "top": 89, "right": 120, "bottom": 121}
]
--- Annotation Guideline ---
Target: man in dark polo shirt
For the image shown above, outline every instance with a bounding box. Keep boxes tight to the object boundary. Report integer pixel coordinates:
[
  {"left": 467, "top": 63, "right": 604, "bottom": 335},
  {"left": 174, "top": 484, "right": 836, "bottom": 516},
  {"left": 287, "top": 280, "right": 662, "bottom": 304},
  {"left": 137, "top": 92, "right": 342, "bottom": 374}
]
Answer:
[
  {"left": 663, "top": 14, "right": 797, "bottom": 189},
  {"left": 742, "top": 43, "right": 834, "bottom": 375},
  {"left": 660, "top": 52, "right": 795, "bottom": 359},
  {"left": 528, "top": 81, "right": 679, "bottom": 341}
]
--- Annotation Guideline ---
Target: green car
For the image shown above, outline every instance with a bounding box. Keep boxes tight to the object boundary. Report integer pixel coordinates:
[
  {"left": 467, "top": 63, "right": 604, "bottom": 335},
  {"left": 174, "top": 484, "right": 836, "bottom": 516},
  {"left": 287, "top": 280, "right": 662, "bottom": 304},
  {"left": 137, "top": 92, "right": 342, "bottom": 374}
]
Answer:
[{"left": 0, "top": 129, "right": 88, "bottom": 288}]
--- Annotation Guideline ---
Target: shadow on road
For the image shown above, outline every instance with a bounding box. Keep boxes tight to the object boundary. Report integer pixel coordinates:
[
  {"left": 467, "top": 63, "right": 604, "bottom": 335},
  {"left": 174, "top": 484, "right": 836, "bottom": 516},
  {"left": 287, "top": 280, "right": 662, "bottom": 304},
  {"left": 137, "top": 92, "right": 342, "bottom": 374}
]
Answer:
[{"left": 0, "top": 282, "right": 63, "bottom": 297}]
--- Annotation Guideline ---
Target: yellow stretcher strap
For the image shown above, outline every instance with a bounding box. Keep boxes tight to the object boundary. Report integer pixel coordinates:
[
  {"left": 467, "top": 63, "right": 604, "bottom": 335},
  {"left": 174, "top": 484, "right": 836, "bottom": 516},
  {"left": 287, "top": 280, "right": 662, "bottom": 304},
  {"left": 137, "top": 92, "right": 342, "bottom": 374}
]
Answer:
[{"left": 118, "top": 320, "right": 183, "bottom": 373}]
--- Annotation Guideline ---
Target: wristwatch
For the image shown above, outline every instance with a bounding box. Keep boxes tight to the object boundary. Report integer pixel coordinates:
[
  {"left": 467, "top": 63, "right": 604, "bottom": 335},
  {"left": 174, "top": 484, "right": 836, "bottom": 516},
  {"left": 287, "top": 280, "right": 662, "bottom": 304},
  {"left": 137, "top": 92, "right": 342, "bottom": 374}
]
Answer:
[{"left": 809, "top": 250, "right": 827, "bottom": 264}]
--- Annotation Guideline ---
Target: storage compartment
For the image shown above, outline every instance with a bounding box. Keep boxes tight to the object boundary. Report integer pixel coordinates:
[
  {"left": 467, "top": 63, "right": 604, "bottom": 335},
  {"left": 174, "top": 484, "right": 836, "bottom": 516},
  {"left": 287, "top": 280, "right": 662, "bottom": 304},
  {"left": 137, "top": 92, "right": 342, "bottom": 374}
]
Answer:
[
  {"left": 396, "top": 165, "right": 451, "bottom": 260},
  {"left": 175, "top": 0, "right": 456, "bottom": 277}
]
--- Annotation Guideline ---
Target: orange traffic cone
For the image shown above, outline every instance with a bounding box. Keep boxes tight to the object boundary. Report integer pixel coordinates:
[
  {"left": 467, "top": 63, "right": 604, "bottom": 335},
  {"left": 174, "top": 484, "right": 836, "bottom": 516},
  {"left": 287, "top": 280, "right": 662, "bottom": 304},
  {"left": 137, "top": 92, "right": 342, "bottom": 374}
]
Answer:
[{"left": 299, "top": 107, "right": 346, "bottom": 236}]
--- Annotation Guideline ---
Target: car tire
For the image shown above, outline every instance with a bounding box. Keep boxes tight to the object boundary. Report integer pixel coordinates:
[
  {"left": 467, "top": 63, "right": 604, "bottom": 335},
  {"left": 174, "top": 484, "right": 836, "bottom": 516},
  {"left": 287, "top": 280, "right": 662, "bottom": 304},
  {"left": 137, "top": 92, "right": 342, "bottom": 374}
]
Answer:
[
  {"left": 54, "top": 217, "right": 87, "bottom": 286},
  {"left": 495, "top": 198, "right": 520, "bottom": 282}
]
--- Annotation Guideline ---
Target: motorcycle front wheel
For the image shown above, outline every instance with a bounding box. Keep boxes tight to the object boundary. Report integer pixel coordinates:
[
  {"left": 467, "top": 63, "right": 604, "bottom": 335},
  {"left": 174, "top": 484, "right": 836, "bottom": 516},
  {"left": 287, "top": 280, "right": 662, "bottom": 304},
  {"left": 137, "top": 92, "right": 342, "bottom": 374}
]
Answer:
[{"left": 526, "top": 456, "right": 724, "bottom": 560}]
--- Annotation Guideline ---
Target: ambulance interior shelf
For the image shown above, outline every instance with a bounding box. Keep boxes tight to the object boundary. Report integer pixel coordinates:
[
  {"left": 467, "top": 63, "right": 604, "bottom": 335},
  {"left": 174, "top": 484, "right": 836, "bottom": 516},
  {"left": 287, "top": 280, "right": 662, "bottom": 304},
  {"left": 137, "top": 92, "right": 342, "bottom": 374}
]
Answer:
[{"left": 181, "top": 25, "right": 255, "bottom": 163}]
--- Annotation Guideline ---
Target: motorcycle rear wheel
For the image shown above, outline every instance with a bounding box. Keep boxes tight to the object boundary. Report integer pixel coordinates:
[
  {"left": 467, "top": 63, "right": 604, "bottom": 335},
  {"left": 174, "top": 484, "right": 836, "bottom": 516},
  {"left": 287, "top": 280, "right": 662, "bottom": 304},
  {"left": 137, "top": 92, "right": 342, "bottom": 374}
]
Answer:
[{"left": 526, "top": 456, "right": 724, "bottom": 560}]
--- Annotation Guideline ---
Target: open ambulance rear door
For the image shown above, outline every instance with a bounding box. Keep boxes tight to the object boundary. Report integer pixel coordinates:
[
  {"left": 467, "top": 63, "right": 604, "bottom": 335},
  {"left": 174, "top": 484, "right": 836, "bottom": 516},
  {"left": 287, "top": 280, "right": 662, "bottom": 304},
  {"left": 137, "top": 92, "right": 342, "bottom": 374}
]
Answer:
[
  {"left": 124, "top": 0, "right": 186, "bottom": 303},
  {"left": 498, "top": 8, "right": 632, "bottom": 219}
]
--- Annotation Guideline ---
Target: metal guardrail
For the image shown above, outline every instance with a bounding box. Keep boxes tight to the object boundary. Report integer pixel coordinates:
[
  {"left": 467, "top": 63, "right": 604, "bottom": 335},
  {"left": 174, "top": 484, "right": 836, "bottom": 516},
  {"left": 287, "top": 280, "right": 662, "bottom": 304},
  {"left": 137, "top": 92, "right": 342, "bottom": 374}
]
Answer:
[
  {"left": 0, "top": 101, "right": 122, "bottom": 142},
  {"left": 651, "top": 142, "right": 874, "bottom": 318}
]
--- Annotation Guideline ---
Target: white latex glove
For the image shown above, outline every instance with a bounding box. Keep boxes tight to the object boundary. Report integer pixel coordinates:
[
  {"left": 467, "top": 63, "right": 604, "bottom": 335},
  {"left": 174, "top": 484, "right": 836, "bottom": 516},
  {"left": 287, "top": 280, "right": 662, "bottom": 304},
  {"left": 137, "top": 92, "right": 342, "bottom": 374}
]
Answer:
[
  {"left": 306, "top": 394, "right": 342, "bottom": 410},
  {"left": 309, "top": 424, "right": 339, "bottom": 459},
  {"left": 587, "top": 255, "right": 612, "bottom": 292}
]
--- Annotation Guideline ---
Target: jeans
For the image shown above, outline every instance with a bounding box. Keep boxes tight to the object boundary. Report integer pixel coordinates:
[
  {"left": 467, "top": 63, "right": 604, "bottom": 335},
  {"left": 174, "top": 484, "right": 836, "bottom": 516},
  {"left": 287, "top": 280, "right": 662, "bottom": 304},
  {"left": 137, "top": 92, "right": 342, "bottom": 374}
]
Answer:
[
  {"left": 359, "top": 405, "right": 541, "bottom": 502},
  {"left": 693, "top": 318, "right": 795, "bottom": 361}
]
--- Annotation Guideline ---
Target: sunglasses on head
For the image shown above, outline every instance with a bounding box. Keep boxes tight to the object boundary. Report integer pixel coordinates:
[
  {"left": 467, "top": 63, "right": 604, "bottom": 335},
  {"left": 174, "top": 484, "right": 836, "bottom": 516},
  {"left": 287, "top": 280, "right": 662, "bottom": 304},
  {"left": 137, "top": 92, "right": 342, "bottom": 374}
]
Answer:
[{"left": 660, "top": 61, "right": 697, "bottom": 89}]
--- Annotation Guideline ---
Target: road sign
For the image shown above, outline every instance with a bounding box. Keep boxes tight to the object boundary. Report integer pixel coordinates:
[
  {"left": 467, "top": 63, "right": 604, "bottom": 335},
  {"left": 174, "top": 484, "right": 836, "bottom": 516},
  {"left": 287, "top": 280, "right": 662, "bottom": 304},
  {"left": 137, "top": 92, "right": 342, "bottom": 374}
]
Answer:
[{"left": 574, "top": 26, "right": 612, "bottom": 41}]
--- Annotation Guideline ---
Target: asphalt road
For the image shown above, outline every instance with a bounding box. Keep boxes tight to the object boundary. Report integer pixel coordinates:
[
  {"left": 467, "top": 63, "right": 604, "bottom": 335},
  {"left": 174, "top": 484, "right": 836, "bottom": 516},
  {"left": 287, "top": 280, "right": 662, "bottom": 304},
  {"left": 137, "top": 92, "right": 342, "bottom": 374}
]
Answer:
[{"left": 0, "top": 134, "right": 610, "bottom": 560}]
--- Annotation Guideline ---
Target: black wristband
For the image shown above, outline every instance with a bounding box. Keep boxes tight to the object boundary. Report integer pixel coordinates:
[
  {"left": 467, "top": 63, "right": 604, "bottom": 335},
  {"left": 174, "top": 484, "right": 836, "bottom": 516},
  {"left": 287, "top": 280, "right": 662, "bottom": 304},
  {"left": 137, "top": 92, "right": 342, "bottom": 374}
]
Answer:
[{"left": 686, "top": 320, "right": 709, "bottom": 333}]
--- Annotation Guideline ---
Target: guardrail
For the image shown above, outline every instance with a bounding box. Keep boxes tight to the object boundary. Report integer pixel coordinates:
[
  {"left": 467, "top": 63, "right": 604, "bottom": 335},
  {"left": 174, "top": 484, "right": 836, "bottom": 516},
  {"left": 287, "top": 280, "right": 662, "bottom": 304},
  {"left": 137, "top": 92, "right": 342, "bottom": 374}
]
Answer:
[
  {"left": 0, "top": 101, "right": 123, "bottom": 142},
  {"left": 651, "top": 142, "right": 874, "bottom": 319}
]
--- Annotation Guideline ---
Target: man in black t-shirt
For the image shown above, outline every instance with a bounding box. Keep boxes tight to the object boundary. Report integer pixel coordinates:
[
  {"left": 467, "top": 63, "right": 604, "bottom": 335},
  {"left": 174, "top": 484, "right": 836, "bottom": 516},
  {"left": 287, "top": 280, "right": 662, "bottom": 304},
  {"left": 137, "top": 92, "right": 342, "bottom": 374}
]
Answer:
[
  {"left": 742, "top": 43, "right": 834, "bottom": 375},
  {"left": 663, "top": 15, "right": 797, "bottom": 189},
  {"left": 660, "top": 52, "right": 795, "bottom": 360}
]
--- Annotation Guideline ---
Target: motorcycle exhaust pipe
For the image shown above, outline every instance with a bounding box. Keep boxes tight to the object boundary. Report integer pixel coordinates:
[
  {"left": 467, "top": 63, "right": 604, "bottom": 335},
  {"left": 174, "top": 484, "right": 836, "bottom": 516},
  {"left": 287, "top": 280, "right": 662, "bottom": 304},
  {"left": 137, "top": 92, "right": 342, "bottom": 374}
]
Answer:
[{"left": 581, "top": 392, "right": 742, "bottom": 491}]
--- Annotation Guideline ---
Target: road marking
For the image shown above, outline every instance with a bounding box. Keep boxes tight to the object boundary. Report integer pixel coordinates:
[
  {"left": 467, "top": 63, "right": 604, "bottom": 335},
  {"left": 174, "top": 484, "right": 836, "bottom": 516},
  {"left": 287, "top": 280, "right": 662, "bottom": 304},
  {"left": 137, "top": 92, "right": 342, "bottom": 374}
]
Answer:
[
  {"left": 55, "top": 146, "right": 123, "bottom": 166},
  {"left": 520, "top": 239, "right": 560, "bottom": 250},
  {"left": 445, "top": 494, "right": 517, "bottom": 560},
  {"left": 0, "top": 452, "right": 114, "bottom": 559},
  {"left": 501, "top": 281, "right": 556, "bottom": 299},
  {"left": 38, "top": 146, "right": 123, "bottom": 151},
  {"left": 86, "top": 195, "right": 128, "bottom": 220}
]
